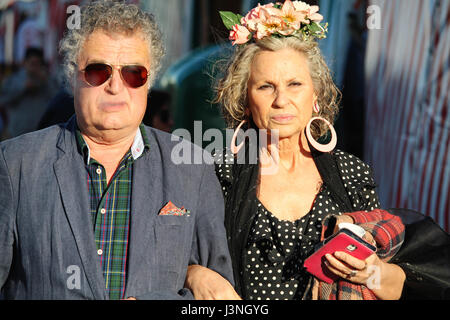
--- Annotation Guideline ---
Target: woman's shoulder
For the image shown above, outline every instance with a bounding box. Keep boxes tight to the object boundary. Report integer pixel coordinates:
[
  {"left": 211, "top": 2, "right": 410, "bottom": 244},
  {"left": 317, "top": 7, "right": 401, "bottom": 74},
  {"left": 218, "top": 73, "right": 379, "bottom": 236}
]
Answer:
[
  {"left": 332, "top": 149, "right": 376, "bottom": 184},
  {"left": 332, "top": 149, "right": 367, "bottom": 164},
  {"left": 331, "top": 149, "right": 380, "bottom": 211}
]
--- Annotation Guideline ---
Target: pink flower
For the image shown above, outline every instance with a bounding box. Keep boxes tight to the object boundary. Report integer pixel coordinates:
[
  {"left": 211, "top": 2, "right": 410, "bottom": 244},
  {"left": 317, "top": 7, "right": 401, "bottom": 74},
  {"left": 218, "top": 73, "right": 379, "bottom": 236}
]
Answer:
[
  {"left": 277, "top": 26, "right": 296, "bottom": 36},
  {"left": 255, "top": 9, "right": 286, "bottom": 39},
  {"left": 241, "top": 3, "right": 275, "bottom": 32},
  {"left": 277, "top": 0, "right": 307, "bottom": 30},
  {"left": 242, "top": 16, "right": 260, "bottom": 33},
  {"left": 292, "top": 1, "right": 323, "bottom": 23},
  {"left": 308, "top": 6, "right": 324, "bottom": 23},
  {"left": 243, "top": 2, "right": 275, "bottom": 20},
  {"left": 229, "top": 24, "right": 251, "bottom": 45},
  {"left": 292, "top": 1, "right": 310, "bottom": 12},
  {"left": 229, "top": 1, "right": 326, "bottom": 44}
]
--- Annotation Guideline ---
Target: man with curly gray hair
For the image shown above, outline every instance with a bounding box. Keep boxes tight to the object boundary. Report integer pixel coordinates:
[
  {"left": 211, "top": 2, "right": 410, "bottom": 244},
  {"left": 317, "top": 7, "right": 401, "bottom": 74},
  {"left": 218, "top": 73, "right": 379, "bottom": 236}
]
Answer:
[{"left": 0, "top": 0, "right": 234, "bottom": 300}]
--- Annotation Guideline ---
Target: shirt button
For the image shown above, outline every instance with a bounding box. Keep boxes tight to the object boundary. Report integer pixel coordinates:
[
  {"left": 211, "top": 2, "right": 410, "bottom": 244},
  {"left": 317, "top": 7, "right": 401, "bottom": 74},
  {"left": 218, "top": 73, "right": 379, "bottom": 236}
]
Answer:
[
  {"left": 100, "top": 208, "right": 106, "bottom": 214},
  {"left": 96, "top": 167, "right": 102, "bottom": 175},
  {"left": 97, "top": 249, "right": 103, "bottom": 255}
]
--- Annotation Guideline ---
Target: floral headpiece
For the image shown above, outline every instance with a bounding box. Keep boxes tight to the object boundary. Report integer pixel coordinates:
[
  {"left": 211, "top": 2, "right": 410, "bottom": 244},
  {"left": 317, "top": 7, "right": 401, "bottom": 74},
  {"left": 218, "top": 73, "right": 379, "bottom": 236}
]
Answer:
[{"left": 220, "top": 0, "right": 328, "bottom": 45}]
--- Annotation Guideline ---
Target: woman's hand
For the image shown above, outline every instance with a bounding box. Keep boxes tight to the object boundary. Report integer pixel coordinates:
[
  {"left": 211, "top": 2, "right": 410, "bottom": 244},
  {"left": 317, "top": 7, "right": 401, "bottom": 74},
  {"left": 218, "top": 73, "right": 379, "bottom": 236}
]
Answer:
[
  {"left": 324, "top": 216, "right": 406, "bottom": 300},
  {"left": 184, "top": 265, "right": 242, "bottom": 300},
  {"left": 324, "top": 242, "right": 406, "bottom": 300}
]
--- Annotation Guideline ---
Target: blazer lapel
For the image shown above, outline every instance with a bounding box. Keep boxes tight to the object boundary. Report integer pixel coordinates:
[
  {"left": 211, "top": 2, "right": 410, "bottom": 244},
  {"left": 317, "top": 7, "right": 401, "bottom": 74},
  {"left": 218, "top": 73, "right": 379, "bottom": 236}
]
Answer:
[
  {"left": 53, "top": 123, "right": 106, "bottom": 300},
  {"left": 124, "top": 133, "right": 162, "bottom": 298}
]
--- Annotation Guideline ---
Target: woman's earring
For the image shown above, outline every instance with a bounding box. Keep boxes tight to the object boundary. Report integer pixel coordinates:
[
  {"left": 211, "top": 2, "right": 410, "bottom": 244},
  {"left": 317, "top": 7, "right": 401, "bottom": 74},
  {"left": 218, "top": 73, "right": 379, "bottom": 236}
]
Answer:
[
  {"left": 305, "top": 116, "right": 337, "bottom": 153},
  {"left": 230, "top": 120, "right": 247, "bottom": 154},
  {"left": 313, "top": 101, "right": 320, "bottom": 113}
]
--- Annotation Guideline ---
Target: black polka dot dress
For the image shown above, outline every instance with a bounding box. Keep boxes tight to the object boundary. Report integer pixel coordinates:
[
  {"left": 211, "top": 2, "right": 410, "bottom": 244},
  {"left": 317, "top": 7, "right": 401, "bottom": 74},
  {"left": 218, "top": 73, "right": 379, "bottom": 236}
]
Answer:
[{"left": 215, "top": 149, "right": 381, "bottom": 300}]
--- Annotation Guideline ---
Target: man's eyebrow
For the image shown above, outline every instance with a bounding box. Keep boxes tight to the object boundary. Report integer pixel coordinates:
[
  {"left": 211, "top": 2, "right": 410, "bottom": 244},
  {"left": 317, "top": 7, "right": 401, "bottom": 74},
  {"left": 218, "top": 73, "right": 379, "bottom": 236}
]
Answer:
[
  {"left": 85, "top": 59, "right": 105, "bottom": 64},
  {"left": 85, "top": 59, "right": 146, "bottom": 66}
]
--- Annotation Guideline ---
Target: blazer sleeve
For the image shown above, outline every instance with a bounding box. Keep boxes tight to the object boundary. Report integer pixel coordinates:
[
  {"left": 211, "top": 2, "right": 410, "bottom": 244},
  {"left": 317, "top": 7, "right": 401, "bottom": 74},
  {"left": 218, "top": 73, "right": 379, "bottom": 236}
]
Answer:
[
  {"left": 0, "top": 147, "right": 15, "bottom": 289},
  {"left": 188, "top": 160, "right": 235, "bottom": 286}
]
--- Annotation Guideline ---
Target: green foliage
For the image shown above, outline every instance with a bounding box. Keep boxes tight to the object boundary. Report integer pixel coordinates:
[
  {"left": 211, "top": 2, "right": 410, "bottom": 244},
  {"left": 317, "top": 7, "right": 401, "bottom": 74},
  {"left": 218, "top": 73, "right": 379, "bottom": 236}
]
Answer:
[{"left": 219, "top": 11, "right": 242, "bottom": 30}]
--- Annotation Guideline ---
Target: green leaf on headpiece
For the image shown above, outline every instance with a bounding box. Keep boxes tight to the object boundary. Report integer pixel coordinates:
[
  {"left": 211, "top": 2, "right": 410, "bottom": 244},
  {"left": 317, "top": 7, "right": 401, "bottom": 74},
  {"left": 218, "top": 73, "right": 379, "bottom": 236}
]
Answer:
[
  {"left": 219, "top": 11, "right": 241, "bottom": 30},
  {"left": 308, "top": 22, "right": 322, "bottom": 34}
]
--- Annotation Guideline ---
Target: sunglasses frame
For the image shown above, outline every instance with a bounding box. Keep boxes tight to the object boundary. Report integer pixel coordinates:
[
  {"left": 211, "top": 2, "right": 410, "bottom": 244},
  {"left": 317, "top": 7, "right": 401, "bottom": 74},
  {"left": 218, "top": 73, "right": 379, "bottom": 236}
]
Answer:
[{"left": 80, "top": 63, "right": 149, "bottom": 88}]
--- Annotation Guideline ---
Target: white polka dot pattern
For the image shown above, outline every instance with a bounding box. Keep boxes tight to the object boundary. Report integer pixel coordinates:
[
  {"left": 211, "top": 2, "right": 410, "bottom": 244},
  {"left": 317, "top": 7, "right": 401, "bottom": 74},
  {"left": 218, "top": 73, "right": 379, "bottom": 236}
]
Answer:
[{"left": 214, "top": 149, "right": 381, "bottom": 300}]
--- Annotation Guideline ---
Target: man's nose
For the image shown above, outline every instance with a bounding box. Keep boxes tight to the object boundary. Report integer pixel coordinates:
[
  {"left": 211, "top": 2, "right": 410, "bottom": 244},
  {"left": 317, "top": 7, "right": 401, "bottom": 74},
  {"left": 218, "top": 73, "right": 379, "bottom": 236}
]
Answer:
[{"left": 105, "top": 68, "right": 125, "bottom": 94}]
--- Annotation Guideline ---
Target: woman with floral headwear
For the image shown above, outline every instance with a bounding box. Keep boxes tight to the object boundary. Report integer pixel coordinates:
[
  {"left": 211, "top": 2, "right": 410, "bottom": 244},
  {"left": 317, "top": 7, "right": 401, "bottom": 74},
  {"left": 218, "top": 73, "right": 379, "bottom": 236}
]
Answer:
[{"left": 185, "top": 1, "right": 406, "bottom": 300}]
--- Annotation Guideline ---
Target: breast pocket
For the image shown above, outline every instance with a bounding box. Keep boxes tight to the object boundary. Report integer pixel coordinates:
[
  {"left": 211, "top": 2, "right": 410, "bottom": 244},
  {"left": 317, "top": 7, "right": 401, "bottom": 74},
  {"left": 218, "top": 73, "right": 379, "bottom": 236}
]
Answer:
[{"left": 153, "top": 215, "right": 193, "bottom": 289}]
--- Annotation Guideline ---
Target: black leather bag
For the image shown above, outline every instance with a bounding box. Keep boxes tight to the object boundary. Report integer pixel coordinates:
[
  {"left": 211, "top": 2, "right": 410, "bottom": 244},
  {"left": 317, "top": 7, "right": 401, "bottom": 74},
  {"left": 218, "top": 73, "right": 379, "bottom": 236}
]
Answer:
[{"left": 388, "top": 208, "right": 450, "bottom": 300}]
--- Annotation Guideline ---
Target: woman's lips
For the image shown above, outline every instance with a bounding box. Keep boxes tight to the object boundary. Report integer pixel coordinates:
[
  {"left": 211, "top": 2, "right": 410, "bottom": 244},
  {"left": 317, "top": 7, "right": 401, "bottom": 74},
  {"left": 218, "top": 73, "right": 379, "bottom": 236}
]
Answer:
[{"left": 271, "top": 114, "right": 295, "bottom": 123}]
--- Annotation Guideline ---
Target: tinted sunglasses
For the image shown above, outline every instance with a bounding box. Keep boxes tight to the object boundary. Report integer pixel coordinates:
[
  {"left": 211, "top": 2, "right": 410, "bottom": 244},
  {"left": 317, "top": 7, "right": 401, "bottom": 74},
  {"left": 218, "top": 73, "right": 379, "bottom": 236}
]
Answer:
[{"left": 81, "top": 63, "right": 149, "bottom": 88}]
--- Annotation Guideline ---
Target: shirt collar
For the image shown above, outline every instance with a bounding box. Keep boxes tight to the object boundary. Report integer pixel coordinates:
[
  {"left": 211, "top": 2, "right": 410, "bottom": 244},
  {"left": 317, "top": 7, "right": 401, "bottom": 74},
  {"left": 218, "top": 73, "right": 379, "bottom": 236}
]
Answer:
[
  {"left": 131, "top": 126, "right": 145, "bottom": 160},
  {"left": 76, "top": 124, "right": 150, "bottom": 165}
]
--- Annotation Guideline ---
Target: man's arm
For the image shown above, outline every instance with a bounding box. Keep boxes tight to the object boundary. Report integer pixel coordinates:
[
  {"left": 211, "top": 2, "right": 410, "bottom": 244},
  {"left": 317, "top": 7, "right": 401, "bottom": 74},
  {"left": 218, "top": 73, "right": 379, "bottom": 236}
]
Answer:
[
  {"left": 189, "top": 162, "right": 234, "bottom": 282},
  {"left": 0, "top": 146, "right": 15, "bottom": 290},
  {"left": 185, "top": 160, "right": 239, "bottom": 299}
]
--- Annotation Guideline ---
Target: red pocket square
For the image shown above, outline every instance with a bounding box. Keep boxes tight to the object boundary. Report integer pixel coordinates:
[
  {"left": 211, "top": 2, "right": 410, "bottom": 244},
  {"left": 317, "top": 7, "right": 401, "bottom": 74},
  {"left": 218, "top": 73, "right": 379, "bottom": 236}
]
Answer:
[{"left": 159, "top": 201, "right": 189, "bottom": 216}]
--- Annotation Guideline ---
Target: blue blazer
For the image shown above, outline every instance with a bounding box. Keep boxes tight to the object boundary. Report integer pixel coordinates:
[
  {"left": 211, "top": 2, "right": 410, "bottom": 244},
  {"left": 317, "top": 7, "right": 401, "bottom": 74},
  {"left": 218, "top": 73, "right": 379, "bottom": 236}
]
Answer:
[{"left": 0, "top": 118, "right": 233, "bottom": 299}]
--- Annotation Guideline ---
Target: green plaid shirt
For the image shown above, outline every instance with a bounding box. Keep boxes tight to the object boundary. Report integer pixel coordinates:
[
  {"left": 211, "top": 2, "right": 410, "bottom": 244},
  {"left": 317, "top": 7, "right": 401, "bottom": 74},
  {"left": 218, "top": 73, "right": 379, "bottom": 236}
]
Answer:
[{"left": 76, "top": 124, "right": 150, "bottom": 300}]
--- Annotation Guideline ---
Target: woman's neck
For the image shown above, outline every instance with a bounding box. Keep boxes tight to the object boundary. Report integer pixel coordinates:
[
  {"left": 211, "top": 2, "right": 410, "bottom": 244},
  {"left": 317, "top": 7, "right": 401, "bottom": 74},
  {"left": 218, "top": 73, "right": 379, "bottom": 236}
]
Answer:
[{"left": 263, "top": 132, "right": 312, "bottom": 172}]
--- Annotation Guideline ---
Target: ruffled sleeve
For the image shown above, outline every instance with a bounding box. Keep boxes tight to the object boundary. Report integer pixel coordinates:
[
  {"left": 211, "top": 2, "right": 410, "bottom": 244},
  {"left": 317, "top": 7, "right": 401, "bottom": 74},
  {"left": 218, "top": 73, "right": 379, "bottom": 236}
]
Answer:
[{"left": 333, "top": 150, "right": 381, "bottom": 211}]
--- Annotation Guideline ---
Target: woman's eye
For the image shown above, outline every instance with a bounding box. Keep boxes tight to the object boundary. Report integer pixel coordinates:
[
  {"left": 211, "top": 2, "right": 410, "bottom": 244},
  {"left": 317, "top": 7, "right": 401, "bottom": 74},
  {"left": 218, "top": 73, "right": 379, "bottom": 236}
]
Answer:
[
  {"left": 258, "top": 84, "right": 272, "bottom": 90},
  {"left": 289, "top": 82, "right": 302, "bottom": 87}
]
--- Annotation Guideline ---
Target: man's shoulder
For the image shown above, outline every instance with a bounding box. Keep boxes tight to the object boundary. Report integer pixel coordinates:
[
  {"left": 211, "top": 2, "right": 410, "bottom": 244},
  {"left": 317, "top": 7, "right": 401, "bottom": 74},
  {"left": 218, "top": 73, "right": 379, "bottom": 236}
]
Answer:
[
  {"left": 142, "top": 125, "right": 173, "bottom": 145},
  {"left": 0, "top": 125, "right": 63, "bottom": 157},
  {"left": 143, "top": 125, "right": 200, "bottom": 148},
  {"left": 143, "top": 125, "right": 214, "bottom": 164}
]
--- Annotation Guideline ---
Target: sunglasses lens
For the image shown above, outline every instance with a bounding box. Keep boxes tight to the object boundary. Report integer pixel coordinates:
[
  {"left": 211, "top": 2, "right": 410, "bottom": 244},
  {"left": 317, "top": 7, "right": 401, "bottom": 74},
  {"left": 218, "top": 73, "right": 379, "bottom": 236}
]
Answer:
[
  {"left": 121, "top": 66, "right": 148, "bottom": 88},
  {"left": 84, "top": 64, "right": 112, "bottom": 86}
]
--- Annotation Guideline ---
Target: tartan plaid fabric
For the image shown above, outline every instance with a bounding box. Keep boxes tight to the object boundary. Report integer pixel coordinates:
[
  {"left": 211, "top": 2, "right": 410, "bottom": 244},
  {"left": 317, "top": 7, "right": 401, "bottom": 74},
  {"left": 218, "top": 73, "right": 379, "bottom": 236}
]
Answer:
[
  {"left": 318, "top": 209, "right": 405, "bottom": 300},
  {"left": 76, "top": 125, "right": 150, "bottom": 300},
  {"left": 346, "top": 209, "right": 405, "bottom": 260},
  {"left": 88, "top": 151, "right": 132, "bottom": 300}
]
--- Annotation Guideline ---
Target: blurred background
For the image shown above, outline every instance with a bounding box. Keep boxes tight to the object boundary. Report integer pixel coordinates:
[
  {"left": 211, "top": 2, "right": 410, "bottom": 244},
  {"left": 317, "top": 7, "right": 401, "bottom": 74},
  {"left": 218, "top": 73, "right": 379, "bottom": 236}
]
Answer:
[{"left": 0, "top": 0, "right": 448, "bottom": 232}]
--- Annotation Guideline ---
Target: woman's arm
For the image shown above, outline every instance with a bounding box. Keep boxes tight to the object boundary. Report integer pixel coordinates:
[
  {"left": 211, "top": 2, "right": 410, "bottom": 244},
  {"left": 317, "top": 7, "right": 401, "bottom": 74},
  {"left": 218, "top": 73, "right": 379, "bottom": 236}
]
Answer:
[{"left": 184, "top": 265, "right": 242, "bottom": 300}]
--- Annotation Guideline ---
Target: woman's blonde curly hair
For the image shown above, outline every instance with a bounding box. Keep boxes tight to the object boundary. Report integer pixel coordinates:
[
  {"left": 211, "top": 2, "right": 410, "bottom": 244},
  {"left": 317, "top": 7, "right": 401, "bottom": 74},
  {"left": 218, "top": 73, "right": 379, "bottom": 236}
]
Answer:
[{"left": 214, "top": 36, "right": 341, "bottom": 140}]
